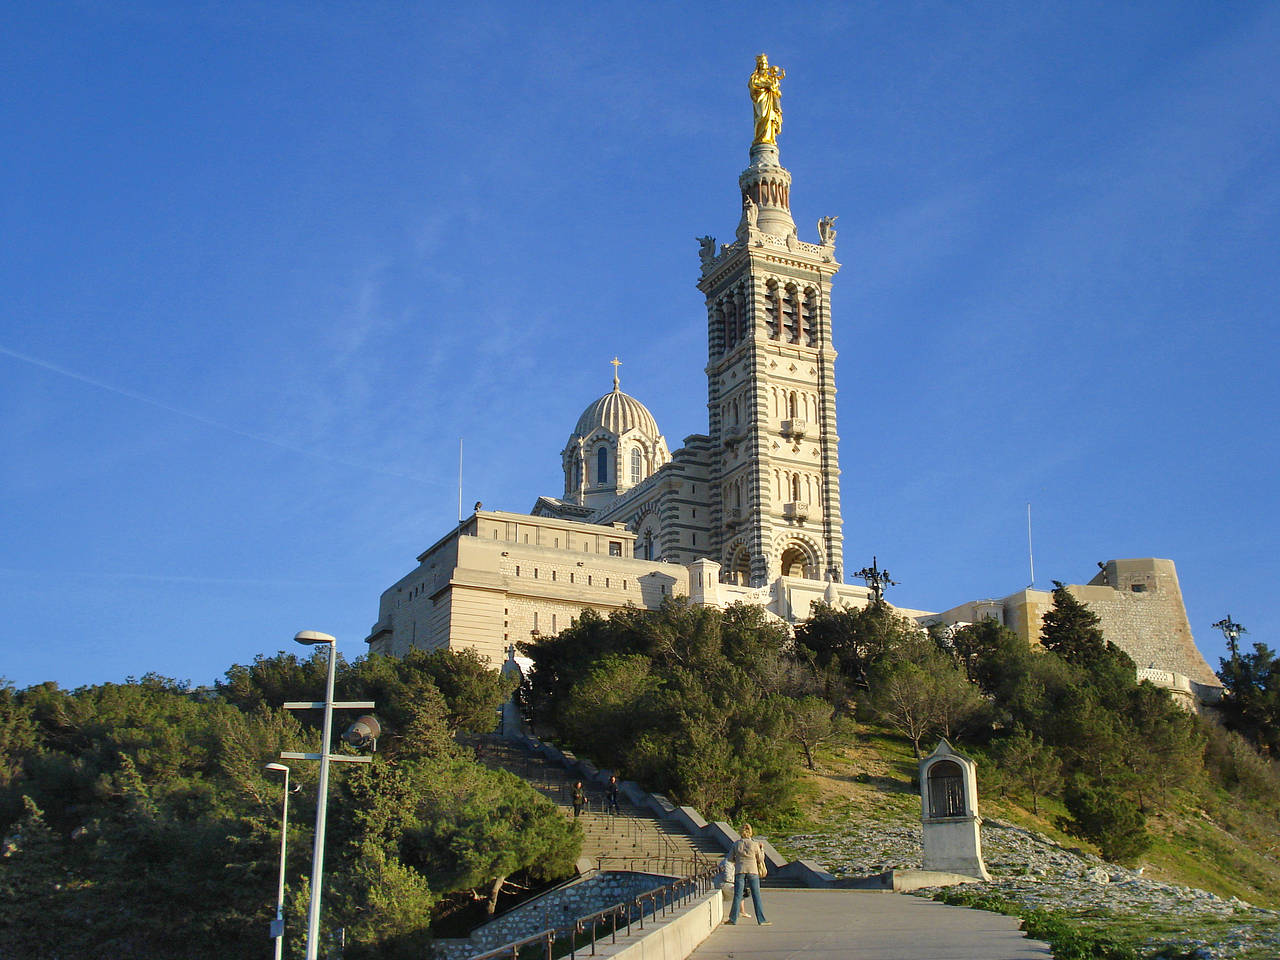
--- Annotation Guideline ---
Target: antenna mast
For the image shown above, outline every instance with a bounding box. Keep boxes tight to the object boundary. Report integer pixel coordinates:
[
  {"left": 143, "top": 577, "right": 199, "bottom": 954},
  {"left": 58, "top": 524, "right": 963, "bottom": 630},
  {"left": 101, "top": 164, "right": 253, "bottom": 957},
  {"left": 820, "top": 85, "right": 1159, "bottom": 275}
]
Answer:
[
  {"left": 1026, "top": 503, "right": 1035, "bottom": 588},
  {"left": 457, "top": 439, "right": 463, "bottom": 523}
]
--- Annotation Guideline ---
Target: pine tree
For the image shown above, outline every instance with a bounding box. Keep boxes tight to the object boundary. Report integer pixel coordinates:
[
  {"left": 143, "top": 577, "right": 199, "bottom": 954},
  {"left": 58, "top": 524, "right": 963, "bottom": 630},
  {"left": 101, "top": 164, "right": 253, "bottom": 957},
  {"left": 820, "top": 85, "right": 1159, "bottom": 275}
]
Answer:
[
  {"left": 1040, "top": 582, "right": 1106, "bottom": 662},
  {"left": 994, "top": 725, "right": 1061, "bottom": 816}
]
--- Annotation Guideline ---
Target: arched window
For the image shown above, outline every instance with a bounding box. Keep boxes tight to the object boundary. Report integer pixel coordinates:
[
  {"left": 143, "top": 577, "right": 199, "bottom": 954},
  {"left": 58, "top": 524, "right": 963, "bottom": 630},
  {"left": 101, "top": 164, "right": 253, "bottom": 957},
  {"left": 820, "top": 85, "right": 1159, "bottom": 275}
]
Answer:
[
  {"left": 788, "top": 392, "right": 798, "bottom": 418},
  {"left": 597, "top": 446, "right": 609, "bottom": 484},
  {"left": 791, "top": 474, "right": 801, "bottom": 501},
  {"left": 764, "top": 280, "right": 780, "bottom": 340},
  {"left": 630, "top": 448, "right": 642, "bottom": 484},
  {"left": 783, "top": 284, "right": 799, "bottom": 343},
  {"left": 802, "top": 287, "right": 818, "bottom": 346}
]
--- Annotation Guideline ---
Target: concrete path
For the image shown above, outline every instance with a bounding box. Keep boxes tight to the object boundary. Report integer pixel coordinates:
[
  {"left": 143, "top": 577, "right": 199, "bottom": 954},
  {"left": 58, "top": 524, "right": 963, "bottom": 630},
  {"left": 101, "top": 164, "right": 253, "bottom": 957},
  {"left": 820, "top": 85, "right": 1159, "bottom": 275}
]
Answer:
[{"left": 692, "top": 889, "right": 1053, "bottom": 960}]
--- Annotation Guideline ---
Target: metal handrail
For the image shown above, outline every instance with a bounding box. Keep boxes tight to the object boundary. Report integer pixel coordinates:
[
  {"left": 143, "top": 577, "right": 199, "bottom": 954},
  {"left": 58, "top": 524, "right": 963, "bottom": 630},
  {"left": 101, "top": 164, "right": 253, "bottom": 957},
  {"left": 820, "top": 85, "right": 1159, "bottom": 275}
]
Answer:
[
  {"left": 467, "top": 865, "right": 720, "bottom": 960},
  {"left": 591, "top": 855, "right": 710, "bottom": 877}
]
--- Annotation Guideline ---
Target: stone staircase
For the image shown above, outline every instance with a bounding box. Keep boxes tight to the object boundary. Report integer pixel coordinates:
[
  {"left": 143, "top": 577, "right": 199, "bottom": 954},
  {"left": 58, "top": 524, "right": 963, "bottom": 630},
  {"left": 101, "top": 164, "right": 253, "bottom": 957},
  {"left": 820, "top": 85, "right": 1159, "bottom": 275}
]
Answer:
[{"left": 472, "top": 736, "right": 721, "bottom": 877}]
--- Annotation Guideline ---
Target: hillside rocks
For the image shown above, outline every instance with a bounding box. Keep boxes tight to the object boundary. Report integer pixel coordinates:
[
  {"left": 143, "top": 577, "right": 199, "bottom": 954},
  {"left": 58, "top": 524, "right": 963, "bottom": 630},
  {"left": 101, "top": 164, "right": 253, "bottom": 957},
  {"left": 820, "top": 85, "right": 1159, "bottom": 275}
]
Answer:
[{"left": 783, "top": 818, "right": 1280, "bottom": 959}]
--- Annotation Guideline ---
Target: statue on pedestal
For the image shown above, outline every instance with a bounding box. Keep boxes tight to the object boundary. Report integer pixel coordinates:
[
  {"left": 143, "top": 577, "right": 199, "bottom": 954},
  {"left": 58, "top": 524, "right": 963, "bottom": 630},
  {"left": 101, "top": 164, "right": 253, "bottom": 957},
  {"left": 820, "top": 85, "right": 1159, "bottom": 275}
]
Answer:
[{"left": 749, "top": 54, "right": 785, "bottom": 145}]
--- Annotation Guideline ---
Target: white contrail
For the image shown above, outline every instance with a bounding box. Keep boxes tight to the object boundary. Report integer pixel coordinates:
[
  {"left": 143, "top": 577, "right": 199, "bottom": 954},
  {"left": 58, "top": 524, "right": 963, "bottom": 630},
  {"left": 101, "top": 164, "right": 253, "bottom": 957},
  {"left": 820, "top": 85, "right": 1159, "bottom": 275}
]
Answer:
[
  {"left": 0, "top": 343, "right": 443, "bottom": 485},
  {"left": 0, "top": 566, "right": 353, "bottom": 589}
]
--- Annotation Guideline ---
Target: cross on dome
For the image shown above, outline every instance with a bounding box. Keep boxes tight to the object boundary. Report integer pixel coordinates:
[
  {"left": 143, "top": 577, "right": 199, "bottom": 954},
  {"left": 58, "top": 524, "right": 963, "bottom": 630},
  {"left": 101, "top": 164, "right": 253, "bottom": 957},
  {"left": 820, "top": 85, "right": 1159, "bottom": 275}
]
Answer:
[{"left": 611, "top": 356, "right": 622, "bottom": 391}]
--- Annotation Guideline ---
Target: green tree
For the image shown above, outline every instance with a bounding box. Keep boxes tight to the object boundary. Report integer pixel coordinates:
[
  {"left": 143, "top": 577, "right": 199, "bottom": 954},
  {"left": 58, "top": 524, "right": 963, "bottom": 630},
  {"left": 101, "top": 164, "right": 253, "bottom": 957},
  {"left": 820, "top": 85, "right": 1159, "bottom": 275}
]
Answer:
[
  {"left": 867, "top": 633, "right": 984, "bottom": 758},
  {"left": 1040, "top": 583, "right": 1137, "bottom": 705},
  {"left": 522, "top": 597, "right": 801, "bottom": 819},
  {"left": 1060, "top": 777, "right": 1152, "bottom": 864},
  {"left": 0, "top": 655, "right": 577, "bottom": 959},
  {"left": 1120, "top": 682, "right": 1205, "bottom": 812},
  {"left": 790, "top": 695, "right": 841, "bottom": 770},
  {"left": 218, "top": 650, "right": 336, "bottom": 714},
  {"left": 950, "top": 618, "right": 1033, "bottom": 698},
  {"left": 0, "top": 681, "right": 38, "bottom": 825},
  {"left": 992, "top": 725, "right": 1061, "bottom": 815},
  {"left": 794, "top": 600, "right": 921, "bottom": 691},
  {"left": 1217, "top": 642, "right": 1280, "bottom": 757},
  {"left": 335, "top": 845, "right": 437, "bottom": 960},
  {"left": 399, "top": 759, "right": 580, "bottom": 917},
  {"left": 559, "top": 653, "right": 660, "bottom": 764}
]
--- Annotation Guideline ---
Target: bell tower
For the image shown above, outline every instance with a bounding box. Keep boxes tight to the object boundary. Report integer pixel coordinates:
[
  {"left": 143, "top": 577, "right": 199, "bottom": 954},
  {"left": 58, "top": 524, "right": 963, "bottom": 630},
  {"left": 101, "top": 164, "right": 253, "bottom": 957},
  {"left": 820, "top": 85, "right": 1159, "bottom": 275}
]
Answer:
[{"left": 697, "top": 57, "right": 844, "bottom": 587}]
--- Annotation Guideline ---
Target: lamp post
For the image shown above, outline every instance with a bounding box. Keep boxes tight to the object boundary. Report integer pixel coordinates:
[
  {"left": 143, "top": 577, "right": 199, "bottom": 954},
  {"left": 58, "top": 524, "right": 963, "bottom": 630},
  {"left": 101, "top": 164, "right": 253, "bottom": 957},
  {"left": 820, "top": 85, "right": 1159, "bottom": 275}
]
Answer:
[
  {"left": 1212, "top": 615, "right": 1247, "bottom": 662},
  {"left": 854, "top": 555, "right": 898, "bottom": 603},
  {"left": 264, "top": 762, "right": 291, "bottom": 960},
  {"left": 282, "top": 631, "right": 375, "bottom": 960}
]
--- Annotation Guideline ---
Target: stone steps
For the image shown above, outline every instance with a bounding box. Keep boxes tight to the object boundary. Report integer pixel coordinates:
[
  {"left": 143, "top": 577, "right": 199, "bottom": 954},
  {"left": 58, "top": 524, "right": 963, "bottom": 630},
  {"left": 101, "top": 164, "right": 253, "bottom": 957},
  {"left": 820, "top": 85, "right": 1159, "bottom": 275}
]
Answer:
[{"left": 472, "top": 736, "right": 718, "bottom": 876}]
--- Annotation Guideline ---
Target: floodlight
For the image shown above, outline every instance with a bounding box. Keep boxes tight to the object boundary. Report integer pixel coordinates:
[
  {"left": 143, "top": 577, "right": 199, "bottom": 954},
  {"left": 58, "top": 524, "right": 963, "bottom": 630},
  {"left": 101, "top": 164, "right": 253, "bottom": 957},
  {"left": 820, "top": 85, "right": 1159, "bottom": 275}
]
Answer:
[{"left": 342, "top": 715, "right": 382, "bottom": 750}]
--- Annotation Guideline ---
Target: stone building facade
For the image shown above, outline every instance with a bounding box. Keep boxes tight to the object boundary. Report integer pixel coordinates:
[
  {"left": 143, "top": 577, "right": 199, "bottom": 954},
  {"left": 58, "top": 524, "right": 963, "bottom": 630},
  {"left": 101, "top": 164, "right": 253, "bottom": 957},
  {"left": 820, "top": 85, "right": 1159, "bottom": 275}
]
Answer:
[
  {"left": 365, "top": 67, "right": 1223, "bottom": 704},
  {"left": 368, "top": 97, "right": 880, "bottom": 660}
]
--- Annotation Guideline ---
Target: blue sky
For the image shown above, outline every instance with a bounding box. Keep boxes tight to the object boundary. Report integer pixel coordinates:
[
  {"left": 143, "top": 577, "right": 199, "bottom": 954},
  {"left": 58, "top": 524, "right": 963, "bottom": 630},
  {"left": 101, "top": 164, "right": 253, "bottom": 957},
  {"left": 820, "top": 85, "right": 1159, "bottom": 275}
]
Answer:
[{"left": 3, "top": 1, "right": 1276, "bottom": 690}]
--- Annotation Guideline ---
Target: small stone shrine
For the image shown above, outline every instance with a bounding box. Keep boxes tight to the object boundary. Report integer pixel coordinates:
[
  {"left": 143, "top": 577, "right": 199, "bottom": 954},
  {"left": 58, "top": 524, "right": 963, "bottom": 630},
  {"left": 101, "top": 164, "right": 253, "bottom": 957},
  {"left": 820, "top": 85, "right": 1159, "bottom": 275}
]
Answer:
[{"left": 920, "top": 740, "right": 991, "bottom": 881}]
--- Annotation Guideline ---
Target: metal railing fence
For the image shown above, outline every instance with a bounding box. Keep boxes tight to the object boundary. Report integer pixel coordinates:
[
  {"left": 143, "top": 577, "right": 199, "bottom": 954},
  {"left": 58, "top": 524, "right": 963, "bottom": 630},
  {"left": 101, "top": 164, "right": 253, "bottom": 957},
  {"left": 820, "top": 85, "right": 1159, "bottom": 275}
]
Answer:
[{"left": 467, "top": 865, "right": 720, "bottom": 960}]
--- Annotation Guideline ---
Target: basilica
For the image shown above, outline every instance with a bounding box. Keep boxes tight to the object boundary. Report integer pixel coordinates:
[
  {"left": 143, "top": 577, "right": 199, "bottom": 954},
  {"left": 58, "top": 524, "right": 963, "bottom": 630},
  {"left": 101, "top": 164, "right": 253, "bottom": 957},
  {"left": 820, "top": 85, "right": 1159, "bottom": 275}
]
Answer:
[{"left": 365, "top": 61, "right": 1221, "bottom": 705}]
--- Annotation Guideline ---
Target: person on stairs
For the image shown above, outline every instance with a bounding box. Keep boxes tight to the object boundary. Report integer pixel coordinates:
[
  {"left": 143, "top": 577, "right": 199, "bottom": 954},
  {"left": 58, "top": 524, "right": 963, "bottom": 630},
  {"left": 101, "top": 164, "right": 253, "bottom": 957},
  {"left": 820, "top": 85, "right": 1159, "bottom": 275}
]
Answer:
[
  {"left": 572, "top": 781, "right": 586, "bottom": 817},
  {"left": 606, "top": 775, "right": 620, "bottom": 816},
  {"left": 726, "top": 823, "right": 770, "bottom": 925}
]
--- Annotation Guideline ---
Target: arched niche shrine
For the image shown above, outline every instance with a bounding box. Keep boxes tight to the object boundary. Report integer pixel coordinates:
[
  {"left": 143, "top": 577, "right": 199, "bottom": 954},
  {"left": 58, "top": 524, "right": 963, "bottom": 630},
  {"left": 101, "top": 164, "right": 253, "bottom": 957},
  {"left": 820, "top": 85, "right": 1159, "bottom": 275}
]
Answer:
[{"left": 919, "top": 740, "right": 991, "bottom": 881}]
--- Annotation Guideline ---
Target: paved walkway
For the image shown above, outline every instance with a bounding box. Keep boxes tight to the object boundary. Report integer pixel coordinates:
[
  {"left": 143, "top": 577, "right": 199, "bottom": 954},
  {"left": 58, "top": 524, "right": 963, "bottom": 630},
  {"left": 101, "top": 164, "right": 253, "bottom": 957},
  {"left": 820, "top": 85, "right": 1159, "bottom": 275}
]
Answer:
[{"left": 692, "top": 889, "right": 1053, "bottom": 960}]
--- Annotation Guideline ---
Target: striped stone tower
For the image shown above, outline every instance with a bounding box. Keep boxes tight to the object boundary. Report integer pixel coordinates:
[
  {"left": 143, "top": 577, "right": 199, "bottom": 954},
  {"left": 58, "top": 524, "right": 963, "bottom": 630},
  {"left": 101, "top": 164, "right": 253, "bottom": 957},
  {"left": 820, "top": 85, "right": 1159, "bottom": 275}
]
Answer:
[{"left": 697, "top": 61, "right": 844, "bottom": 587}]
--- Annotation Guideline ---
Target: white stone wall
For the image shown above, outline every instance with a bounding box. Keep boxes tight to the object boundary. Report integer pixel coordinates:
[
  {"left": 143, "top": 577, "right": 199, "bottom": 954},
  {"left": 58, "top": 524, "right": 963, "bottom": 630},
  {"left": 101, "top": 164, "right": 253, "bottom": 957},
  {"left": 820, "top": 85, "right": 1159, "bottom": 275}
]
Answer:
[{"left": 367, "top": 510, "right": 692, "bottom": 662}]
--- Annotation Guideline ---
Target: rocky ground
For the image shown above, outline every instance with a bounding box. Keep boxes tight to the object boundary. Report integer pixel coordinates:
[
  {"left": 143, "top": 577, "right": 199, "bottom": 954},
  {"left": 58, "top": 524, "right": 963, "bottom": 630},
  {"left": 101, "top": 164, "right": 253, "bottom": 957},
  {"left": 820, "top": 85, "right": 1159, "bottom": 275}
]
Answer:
[{"left": 781, "top": 817, "right": 1280, "bottom": 960}]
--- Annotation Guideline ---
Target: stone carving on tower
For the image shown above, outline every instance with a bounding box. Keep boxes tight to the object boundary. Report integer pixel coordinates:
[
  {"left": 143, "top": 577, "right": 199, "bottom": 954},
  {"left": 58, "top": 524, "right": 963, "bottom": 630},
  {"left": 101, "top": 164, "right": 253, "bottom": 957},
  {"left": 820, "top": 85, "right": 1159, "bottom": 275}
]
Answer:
[{"left": 700, "top": 57, "right": 845, "bottom": 587}]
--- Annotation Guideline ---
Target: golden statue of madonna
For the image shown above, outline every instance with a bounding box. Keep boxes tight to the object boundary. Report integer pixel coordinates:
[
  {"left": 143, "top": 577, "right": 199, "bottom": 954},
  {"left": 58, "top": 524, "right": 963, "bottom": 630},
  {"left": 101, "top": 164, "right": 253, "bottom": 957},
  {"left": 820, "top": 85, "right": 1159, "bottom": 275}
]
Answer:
[{"left": 749, "top": 54, "right": 785, "bottom": 145}]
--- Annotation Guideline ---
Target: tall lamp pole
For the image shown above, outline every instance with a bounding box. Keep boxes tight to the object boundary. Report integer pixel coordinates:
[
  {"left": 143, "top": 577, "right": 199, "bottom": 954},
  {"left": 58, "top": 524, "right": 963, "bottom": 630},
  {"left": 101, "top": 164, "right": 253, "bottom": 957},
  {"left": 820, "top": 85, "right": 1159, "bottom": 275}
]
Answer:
[
  {"left": 284, "top": 631, "right": 375, "bottom": 960},
  {"left": 1212, "top": 615, "right": 1247, "bottom": 662},
  {"left": 264, "top": 762, "right": 291, "bottom": 960},
  {"left": 854, "top": 555, "right": 898, "bottom": 603}
]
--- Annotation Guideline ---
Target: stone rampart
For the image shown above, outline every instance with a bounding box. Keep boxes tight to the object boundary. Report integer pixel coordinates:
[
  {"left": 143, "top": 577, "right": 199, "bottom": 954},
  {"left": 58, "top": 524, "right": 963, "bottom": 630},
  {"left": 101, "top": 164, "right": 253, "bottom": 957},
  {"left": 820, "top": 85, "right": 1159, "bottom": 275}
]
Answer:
[
  {"left": 1073, "top": 560, "right": 1219, "bottom": 687},
  {"left": 935, "top": 559, "right": 1223, "bottom": 696}
]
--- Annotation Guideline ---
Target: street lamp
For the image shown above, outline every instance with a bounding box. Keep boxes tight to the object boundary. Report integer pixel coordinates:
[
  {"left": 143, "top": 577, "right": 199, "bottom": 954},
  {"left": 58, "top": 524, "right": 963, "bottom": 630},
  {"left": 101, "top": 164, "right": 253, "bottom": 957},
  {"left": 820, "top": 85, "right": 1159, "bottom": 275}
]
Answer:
[
  {"left": 1212, "top": 615, "right": 1247, "bottom": 661},
  {"left": 264, "top": 762, "right": 292, "bottom": 960},
  {"left": 854, "top": 555, "right": 898, "bottom": 603},
  {"left": 280, "top": 631, "right": 375, "bottom": 960}
]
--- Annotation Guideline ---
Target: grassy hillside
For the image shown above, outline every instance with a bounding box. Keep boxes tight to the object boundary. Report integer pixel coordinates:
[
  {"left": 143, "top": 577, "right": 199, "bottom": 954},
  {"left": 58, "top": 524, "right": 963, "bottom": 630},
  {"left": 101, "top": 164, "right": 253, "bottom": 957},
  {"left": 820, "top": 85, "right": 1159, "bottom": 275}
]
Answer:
[{"left": 767, "top": 721, "right": 1280, "bottom": 910}]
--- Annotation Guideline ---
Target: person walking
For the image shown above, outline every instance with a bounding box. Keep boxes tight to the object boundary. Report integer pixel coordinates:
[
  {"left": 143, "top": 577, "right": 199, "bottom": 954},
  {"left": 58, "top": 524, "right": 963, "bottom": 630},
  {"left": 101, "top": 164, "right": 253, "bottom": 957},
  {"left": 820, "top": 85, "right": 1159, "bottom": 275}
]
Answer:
[
  {"left": 726, "top": 823, "right": 770, "bottom": 925},
  {"left": 572, "top": 781, "right": 586, "bottom": 818},
  {"left": 606, "top": 775, "right": 620, "bottom": 816}
]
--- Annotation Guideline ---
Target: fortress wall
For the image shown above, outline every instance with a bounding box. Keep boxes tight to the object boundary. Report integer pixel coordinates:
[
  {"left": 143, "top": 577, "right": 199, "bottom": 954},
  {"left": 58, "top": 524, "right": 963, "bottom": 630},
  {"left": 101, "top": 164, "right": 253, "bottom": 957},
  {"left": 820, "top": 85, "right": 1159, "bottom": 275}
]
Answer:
[
  {"left": 1068, "top": 559, "right": 1220, "bottom": 687},
  {"left": 934, "top": 560, "right": 1222, "bottom": 693}
]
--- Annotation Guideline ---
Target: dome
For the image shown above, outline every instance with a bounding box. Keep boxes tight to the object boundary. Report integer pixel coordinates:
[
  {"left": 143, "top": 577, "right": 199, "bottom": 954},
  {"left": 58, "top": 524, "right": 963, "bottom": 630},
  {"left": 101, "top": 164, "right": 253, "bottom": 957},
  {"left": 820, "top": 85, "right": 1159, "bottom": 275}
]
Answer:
[
  {"left": 562, "top": 367, "right": 672, "bottom": 510},
  {"left": 573, "top": 382, "right": 662, "bottom": 440}
]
